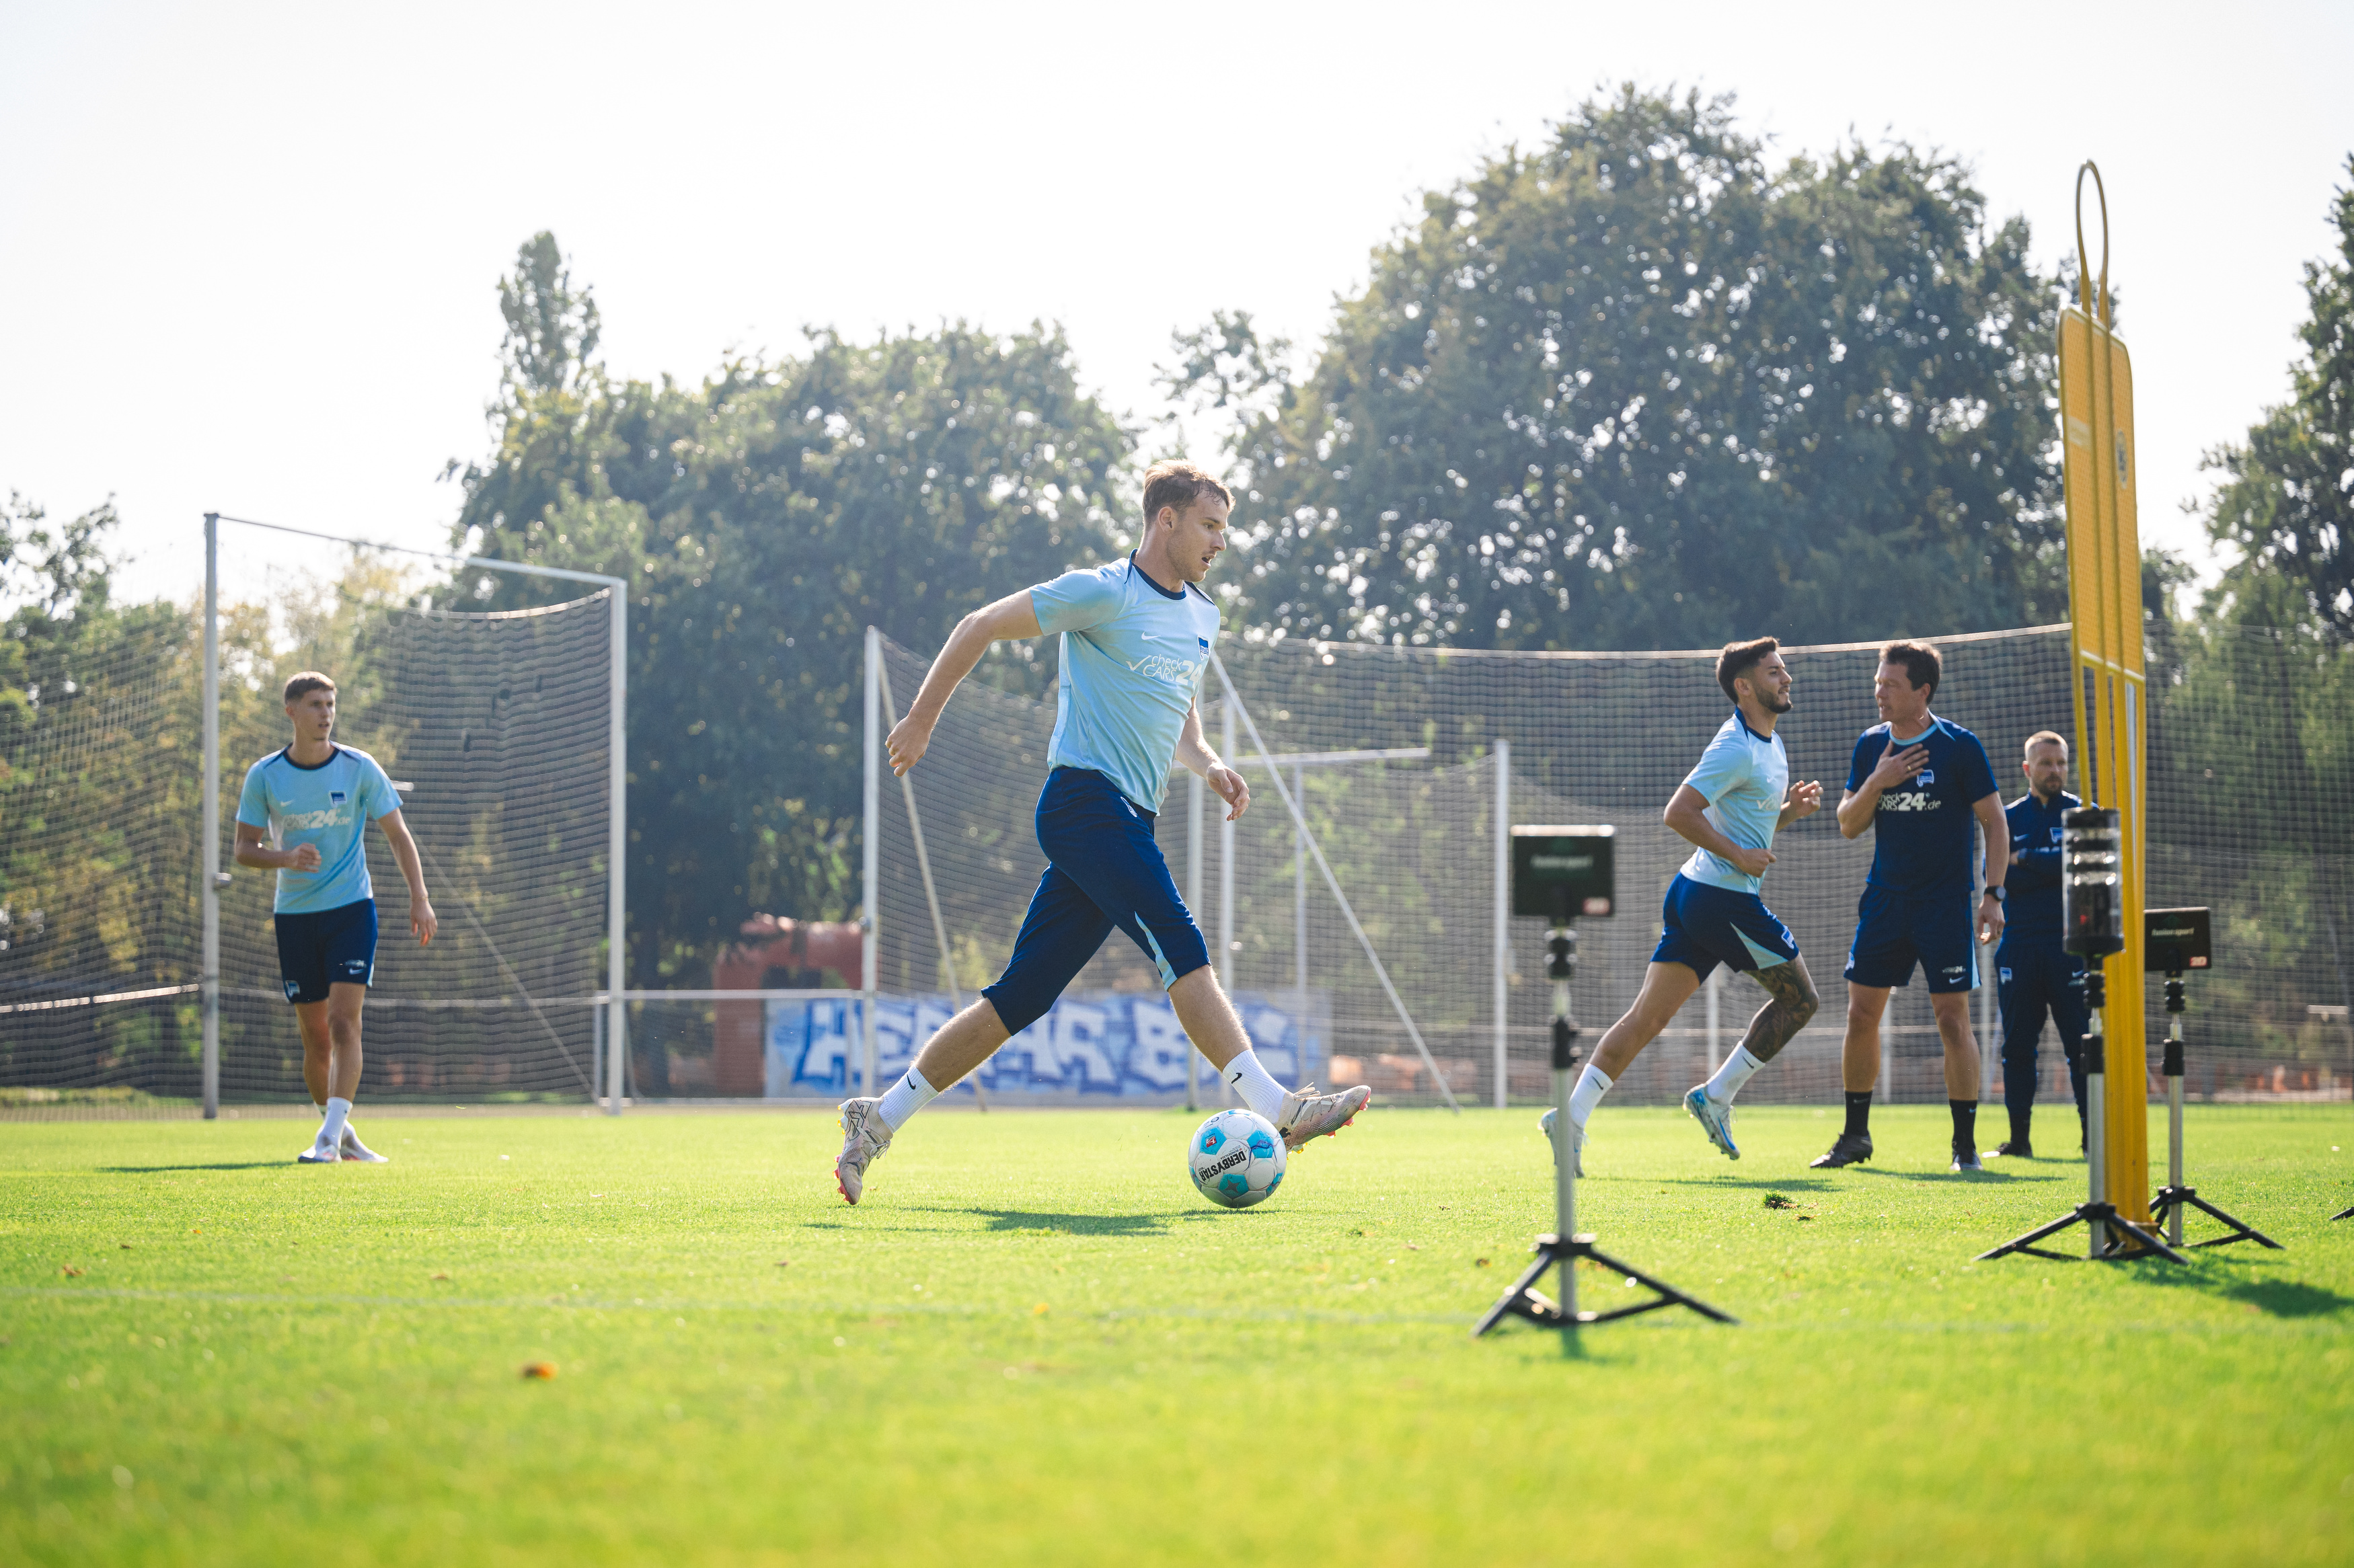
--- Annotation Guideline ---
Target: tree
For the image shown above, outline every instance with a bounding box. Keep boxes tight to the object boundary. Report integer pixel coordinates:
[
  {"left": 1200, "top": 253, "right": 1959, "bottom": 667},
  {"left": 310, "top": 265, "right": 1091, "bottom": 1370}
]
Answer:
[
  {"left": 448, "top": 235, "right": 1137, "bottom": 982},
  {"left": 1169, "top": 87, "right": 2064, "bottom": 650},
  {"left": 2203, "top": 155, "right": 2354, "bottom": 636},
  {"left": 497, "top": 231, "right": 602, "bottom": 400}
]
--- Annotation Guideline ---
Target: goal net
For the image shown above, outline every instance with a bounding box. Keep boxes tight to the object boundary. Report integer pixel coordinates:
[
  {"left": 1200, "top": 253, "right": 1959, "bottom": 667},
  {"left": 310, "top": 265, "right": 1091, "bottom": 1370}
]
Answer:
[
  {"left": 0, "top": 543, "right": 619, "bottom": 1118},
  {"left": 864, "top": 622, "right": 2354, "bottom": 1109}
]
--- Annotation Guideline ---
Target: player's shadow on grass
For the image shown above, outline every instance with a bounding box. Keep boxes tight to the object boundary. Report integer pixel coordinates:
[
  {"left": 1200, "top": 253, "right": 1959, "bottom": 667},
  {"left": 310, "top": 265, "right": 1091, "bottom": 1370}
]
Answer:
[
  {"left": 2138, "top": 1259, "right": 2353, "bottom": 1318},
  {"left": 97, "top": 1161, "right": 288, "bottom": 1173},
  {"left": 1833, "top": 1167, "right": 2039, "bottom": 1185},
  {"left": 963, "top": 1208, "right": 1220, "bottom": 1237}
]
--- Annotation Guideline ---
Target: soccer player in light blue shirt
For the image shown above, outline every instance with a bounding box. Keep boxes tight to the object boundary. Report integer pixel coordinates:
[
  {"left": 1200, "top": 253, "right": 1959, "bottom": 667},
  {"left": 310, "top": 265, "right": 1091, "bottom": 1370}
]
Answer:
[
  {"left": 1542, "top": 638, "right": 1825, "bottom": 1173},
  {"left": 831, "top": 462, "right": 1372, "bottom": 1204},
  {"left": 233, "top": 671, "right": 436, "bottom": 1165}
]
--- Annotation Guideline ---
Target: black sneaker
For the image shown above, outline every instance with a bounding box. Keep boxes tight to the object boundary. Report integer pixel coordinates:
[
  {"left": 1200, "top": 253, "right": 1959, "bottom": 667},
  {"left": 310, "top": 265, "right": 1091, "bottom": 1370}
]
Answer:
[
  {"left": 1810, "top": 1131, "right": 1873, "bottom": 1169},
  {"left": 1991, "top": 1139, "right": 2034, "bottom": 1159},
  {"left": 1951, "top": 1144, "right": 1985, "bottom": 1173}
]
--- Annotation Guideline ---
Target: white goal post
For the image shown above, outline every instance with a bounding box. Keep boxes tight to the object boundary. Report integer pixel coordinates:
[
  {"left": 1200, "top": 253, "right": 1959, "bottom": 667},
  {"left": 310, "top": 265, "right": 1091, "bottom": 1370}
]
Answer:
[{"left": 200, "top": 514, "right": 628, "bottom": 1118}]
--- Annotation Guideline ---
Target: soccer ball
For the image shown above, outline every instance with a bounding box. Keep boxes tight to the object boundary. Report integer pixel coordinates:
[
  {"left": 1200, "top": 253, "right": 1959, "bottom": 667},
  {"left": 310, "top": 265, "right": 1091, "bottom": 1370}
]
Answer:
[{"left": 1187, "top": 1109, "right": 1287, "bottom": 1210}]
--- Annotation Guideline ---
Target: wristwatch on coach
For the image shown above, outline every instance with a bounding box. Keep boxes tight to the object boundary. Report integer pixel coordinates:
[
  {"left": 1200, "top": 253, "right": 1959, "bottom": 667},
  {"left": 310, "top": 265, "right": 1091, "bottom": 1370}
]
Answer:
[{"left": 1984, "top": 886, "right": 2006, "bottom": 903}]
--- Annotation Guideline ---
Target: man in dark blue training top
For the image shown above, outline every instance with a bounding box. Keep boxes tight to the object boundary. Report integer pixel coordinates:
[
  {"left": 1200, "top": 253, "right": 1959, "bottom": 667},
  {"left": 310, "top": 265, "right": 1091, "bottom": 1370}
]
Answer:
[
  {"left": 1815, "top": 640, "right": 2009, "bottom": 1173},
  {"left": 1989, "top": 730, "right": 2088, "bottom": 1159},
  {"left": 831, "top": 461, "right": 1372, "bottom": 1205}
]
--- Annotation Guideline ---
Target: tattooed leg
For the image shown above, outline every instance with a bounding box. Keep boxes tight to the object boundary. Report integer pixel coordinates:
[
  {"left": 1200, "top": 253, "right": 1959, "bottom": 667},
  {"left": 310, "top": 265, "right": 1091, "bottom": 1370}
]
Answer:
[{"left": 1739, "top": 955, "right": 1820, "bottom": 1064}]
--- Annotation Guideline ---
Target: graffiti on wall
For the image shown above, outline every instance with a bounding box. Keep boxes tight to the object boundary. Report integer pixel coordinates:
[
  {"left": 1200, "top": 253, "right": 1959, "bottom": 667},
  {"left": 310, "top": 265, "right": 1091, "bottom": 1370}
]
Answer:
[{"left": 764, "top": 991, "right": 1326, "bottom": 1101}]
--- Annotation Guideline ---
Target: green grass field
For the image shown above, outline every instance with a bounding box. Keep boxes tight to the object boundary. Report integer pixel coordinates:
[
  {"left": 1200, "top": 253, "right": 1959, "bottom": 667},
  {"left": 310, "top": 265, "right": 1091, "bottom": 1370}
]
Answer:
[{"left": 4, "top": 1103, "right": 2351, "bottom": 1566}]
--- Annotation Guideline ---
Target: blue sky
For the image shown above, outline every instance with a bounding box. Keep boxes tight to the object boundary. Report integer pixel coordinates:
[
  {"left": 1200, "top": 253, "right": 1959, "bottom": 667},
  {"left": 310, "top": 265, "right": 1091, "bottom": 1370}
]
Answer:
[{"left": 5, "top": 1, "right": 2350, "bottom": 615}]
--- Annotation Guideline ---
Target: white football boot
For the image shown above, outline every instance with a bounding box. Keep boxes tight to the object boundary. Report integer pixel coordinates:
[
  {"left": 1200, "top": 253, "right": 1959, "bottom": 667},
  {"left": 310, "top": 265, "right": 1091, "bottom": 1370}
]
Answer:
[
  {"left": 1537, "top": 1107, "right": 1584, "bottom": 1178},
  {"left": 340, "top": 1123, "right": 390, "bottom": 1164},
  {"left": 1683, "top": 1085, "right": 1740, "bottom": 1161},
  {"left": 834, "top": 1097, "right": 891, "bottom": 1205},
  {"left": 1275, "top": 1083, "right": 1371, "bottom": 1150},
  {"left": 295, "top": 1138, "right": 340, "bottom": 1165}
]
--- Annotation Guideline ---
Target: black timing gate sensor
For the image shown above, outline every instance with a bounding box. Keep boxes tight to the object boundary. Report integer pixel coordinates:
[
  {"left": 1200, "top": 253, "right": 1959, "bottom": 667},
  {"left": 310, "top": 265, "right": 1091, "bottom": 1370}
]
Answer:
[
  {"left": 2145, "top": 908, "right": 2211, "bottom": 974},
  {"left": 1510, "top": 825, "right": 1618, "bottom": 923}
]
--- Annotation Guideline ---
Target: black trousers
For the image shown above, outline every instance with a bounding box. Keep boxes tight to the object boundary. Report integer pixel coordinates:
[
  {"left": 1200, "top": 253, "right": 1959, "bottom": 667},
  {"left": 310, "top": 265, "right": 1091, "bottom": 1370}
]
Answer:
[{"left": 1996, "top": 937, "right": 2088, "bottom": 1128}]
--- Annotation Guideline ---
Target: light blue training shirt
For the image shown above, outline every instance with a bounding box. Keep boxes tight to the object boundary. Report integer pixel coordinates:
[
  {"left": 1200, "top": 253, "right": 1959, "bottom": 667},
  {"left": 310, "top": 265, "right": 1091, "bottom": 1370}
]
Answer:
[
  {"left": 235, "top": 744, "right": 402, "bottom": 914},
  {"left": 1030, "top": 553, "right": 1222, "bottom": 814},
  {"left": 1677, "top": 712, "right": 1791, "bottom": 895}
]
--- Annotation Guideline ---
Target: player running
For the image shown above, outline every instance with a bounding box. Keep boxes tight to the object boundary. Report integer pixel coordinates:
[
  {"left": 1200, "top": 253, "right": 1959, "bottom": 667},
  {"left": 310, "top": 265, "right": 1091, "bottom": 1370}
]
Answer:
[
  {"left": 1814, "top": 640, "right": 2007, "bottom": 1173},
  {"left": 233, "top": 672, "right": 437, "bottom": 1165},
  {"left": 1542, "top": 637, "right": 1823, "bottom": 1173},
  {"left": 1989, "top": 730, "right": 2088, "bottom": 1159},
  {"left": 832, "top": 462, "right": 1371, "bottom": 1204}
]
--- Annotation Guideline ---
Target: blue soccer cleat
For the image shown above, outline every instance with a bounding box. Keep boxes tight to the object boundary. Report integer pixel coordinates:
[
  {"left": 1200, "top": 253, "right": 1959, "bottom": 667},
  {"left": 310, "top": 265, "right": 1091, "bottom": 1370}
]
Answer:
[{"left": 1683, "top": 1085, "right": 1740, "bottom": 1161}]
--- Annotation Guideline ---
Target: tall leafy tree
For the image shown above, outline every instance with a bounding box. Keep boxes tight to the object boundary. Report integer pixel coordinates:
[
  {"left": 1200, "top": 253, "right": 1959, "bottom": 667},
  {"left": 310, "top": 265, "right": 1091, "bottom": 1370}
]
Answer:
[
  {"left": 1170, "top": 87, "right": 2063, "bottom": 650},
  {"left": 449, "top": 236, "right": 1135, "bottom": 982},
  {"left": 2203, "top": 155, "right": 2354, "bottom": 635}
]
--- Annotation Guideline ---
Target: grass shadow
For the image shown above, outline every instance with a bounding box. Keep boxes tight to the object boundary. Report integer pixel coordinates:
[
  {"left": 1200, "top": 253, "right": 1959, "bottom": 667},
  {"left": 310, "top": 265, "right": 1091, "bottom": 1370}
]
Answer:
[
  {"left": 96, "top": 1162, "right": 290, "bottom": 1173},
  {"left": 2132, "top": 1256, "right": 2353, "bottom": 1318},
  {"left": 961, "top": 1208, "right": 1214, "bottom": 1237}
]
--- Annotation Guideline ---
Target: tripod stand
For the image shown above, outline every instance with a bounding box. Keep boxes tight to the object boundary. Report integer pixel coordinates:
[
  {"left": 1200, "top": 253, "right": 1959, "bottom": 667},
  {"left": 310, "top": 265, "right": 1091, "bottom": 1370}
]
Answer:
[
  {"left": 2148, "top": 967, "right": 2280, "bottom": 1250},
  {"left": 1979, "top": 961, "right": 2187, "bottom": 1263},
  {"left": 1474, "top": 922, "right": 1734, "bottom": 1335}
]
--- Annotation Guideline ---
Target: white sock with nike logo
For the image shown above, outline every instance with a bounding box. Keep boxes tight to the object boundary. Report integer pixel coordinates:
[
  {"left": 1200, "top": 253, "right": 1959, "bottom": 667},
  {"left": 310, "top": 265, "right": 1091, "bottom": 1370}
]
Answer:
[
  {"left": 1222, "top": 1049, "right": 1289, "bottom": 1123},
  {"left": 876, "top": 1065, "right": 940, "bottom": 1131}
]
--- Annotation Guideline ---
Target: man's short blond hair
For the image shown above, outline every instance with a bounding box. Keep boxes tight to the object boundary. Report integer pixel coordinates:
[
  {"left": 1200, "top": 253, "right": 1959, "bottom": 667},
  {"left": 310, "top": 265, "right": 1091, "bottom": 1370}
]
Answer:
[{"left": 2024, "top": 730, "right": 2068, "bottom": 757}]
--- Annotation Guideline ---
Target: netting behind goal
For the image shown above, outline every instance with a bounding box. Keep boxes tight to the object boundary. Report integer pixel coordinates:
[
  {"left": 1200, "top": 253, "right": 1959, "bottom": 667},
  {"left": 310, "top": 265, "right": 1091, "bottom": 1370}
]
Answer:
[
  {"left": 0, "top": 578, "right": 615, "bottom": 1117},
  {"left": 214, "top": 591, "right": 615, "bottom": 1105},
  {"left": 875, "top": 622, "right": 2354, "bottom": 1109}
]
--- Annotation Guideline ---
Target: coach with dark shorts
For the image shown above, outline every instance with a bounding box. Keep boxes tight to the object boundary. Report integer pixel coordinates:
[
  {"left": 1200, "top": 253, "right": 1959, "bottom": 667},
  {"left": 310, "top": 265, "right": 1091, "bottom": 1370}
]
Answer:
[
  {"left": 1990, "top": 730, "right": 2088, "bottom": 1158},
  {"left": 1813, "top": 640, "right": 2008, "bottom": 1173}
]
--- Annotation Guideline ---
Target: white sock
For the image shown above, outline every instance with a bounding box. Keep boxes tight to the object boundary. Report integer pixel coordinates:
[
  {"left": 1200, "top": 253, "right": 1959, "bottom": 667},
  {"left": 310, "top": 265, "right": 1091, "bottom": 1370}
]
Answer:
[
  {"left": 1222, "top": 1049, "right": 1289, "bottom": 1123},
  {"left": 319, "top": 1097, "right": 352, "bottom": 1150},
  {"left": 875, "top": 1065, "right": 940, "bottom": 1132},
  {"left": 1567, "top": 1064, "right": 1613, "bottom": 1131},
  {"left": 1705, "top": 1045, "right": 1768, "bottom": 1105}
]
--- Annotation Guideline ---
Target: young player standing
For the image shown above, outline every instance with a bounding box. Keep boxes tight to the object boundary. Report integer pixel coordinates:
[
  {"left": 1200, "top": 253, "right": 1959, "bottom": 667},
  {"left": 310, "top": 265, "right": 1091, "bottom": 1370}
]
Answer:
[
  {"left": 1989, "top": 730, "right": 2088, "bottom": 1158},
  {"left": 1815, "top": 641, "right": 2006, "bottom": 1173},
  {"left": 831, "top": 462, "right": 1371, "bottom": 1204},
  {"left": 234, "top": 672, "right": 437, "bottom": 1165},
  {"left": 1542, "top": 638, "right": 1824, "bottom": 1171}
]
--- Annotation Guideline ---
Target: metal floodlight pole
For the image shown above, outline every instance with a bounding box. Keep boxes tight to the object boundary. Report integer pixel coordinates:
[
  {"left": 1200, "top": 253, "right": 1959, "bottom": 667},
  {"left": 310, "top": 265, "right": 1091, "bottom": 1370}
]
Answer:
[
  {"left": 200, "top": 514, "right": 222, "bottom": 1119},
  {"left": 206, "top": 514, "right": 630, "bottom": 1113},
  {"left": 1492, "top": 740, "right": 1510, "bottom": 1110},
  {"left": 862, "top": 628, "right": 882, "bottom": 1099}
]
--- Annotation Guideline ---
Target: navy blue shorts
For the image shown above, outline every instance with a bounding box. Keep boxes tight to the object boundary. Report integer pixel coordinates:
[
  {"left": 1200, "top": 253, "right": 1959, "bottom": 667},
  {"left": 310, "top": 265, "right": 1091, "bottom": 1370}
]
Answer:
[
  {"left": 274, "top": 898, "right": 377, "bottom": 1004},
  {"left": 1650, "top": 873, "right": 1799, "bottom": 981},
  {"left": 1845, "top": 885, "right": 1977, "bottom": 993},
  {"left": 981, "top": 769, "right": 1211, "bottom": 1035}
]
